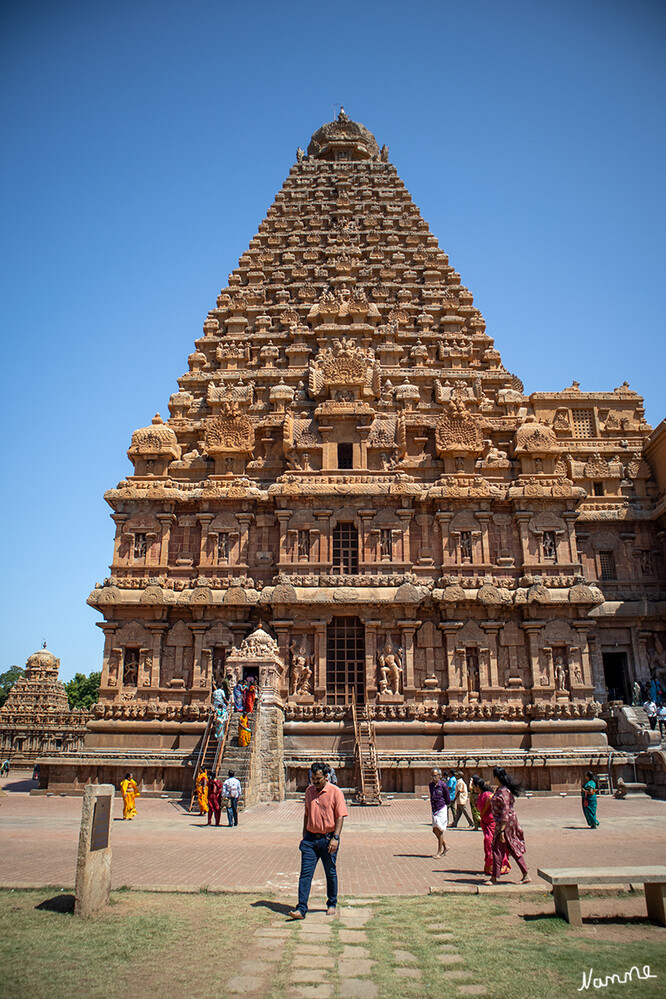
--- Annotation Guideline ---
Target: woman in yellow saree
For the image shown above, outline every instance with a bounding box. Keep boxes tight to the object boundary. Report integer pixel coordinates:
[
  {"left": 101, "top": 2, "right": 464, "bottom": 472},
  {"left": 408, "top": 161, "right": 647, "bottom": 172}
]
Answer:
[
  {"left": 120, "top": 772, "right": 139, "bottom": 820},
  {"left": 196, "top": 768, "right": 209, "bottom": 815},
  {"left": 238, "top": 713, "right": 251, "bottom": 747}
]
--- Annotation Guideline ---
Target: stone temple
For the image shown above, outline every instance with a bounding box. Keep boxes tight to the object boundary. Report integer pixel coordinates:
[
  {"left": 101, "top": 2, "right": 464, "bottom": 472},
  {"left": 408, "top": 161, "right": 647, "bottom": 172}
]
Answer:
[{"left": 43, "top": 111, "right": 666, "bottom": 797}]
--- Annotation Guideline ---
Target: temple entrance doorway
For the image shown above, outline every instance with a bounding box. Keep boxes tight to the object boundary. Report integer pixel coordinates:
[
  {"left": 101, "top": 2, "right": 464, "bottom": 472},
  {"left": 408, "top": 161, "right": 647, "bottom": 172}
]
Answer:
[
  {"left": 327, "top": 616, "right": 365, "bottom": 705},
  {"left": 602, "top": 651, "right": 629, "bottom": 703}
]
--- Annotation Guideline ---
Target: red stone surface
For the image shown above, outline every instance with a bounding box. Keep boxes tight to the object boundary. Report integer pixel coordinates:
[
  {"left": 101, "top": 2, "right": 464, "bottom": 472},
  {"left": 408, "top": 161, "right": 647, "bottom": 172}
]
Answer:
[{"left": 1, "top": 779, "right": 664, "bottom": 896}]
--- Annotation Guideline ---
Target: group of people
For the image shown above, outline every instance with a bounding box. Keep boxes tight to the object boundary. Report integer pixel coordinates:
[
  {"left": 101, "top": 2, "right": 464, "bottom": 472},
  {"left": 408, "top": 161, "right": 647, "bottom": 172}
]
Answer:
[
  {"left": 195, "top": 768, "right": 242, "bottom": 827},
  {"left": 211, "top": 674, "right": 259, "bottom": 747},
  {"left": 429, "top": 765, "right": 530, "bottom": 885}
]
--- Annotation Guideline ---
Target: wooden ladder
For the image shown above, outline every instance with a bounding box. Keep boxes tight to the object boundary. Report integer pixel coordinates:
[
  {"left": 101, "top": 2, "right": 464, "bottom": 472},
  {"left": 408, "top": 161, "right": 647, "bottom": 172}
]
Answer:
[{"left": 350, "top": 694, "right": 382, "bottom": 805}]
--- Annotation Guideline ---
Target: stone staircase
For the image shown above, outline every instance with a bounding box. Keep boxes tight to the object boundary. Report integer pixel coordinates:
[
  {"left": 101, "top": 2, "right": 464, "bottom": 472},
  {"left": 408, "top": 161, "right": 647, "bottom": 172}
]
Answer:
[
  {"left": 603, "top": 703, "right": 662, "bottom": 753},
  {"left": 218, "top": 710, "right": 257, "bottom": 812}
]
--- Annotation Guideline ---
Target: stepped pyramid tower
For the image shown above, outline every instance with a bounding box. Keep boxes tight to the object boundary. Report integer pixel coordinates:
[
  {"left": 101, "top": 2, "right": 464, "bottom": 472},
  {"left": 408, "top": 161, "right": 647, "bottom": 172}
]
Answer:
[
  {"left": 43, "top": 111, "right": 666, "bottom": 795},
  {"left": 0, "top": 645, "right": 90, "bottom": 767}
]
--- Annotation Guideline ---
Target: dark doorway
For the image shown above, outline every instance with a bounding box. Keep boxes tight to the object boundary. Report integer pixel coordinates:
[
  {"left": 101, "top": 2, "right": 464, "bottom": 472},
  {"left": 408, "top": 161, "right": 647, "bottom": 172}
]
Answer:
[
  {"left": 602, "top": 652, "right": 629, "bottom": 703},
  {"left": 326, "top": 617, "right": 365, "bottom": 705}
]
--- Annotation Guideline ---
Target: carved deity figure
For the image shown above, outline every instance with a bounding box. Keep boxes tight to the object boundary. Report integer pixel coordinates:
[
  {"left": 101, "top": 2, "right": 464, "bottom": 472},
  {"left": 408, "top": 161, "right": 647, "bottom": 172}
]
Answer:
[
  {"left": 377, "top": 641, "right": 403, "bottom": 695},
  {"left": 554, "top": 655, "right": 568, "bottom": 691},
  {"left": 290, "top": 641, "right": 313, "bottom": 695}
]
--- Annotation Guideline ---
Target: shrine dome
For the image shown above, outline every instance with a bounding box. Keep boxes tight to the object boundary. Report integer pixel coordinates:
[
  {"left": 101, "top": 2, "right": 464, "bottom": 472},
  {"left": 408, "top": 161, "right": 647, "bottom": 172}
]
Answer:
[
  {"left": 25, "top": 644, "right": 60, "bottom": 677},
  {"left": 307, "top": 109, "right": 381, "bottom": 161}
]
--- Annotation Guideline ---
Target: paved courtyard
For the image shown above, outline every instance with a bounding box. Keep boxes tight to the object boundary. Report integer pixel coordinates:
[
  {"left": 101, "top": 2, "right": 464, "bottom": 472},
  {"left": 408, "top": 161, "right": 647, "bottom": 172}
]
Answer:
[{"left": 1, "top": 774, "right": 665, "bottom": 896}]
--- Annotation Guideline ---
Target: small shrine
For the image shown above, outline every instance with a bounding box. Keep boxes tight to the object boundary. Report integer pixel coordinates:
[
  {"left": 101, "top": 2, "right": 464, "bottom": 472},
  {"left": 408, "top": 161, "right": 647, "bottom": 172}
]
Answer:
[{"left": 0, "top": 645, "right": 90, "bottom": 768}]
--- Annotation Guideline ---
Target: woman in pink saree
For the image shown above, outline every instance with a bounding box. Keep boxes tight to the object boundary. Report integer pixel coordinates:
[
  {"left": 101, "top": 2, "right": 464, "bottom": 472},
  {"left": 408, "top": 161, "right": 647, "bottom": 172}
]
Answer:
[
  {"left": 472, "top": 775, "right": 510, "bottom": 877},
  {"left": 487, "top": 766, "right": 531, "bottom": 885}
]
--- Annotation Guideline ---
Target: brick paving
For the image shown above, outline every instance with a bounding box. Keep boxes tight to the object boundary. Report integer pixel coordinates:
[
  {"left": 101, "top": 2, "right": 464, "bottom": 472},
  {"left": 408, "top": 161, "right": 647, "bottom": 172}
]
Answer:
[{"left": 0, "top": 775, "right": 665, "bottom": 896}]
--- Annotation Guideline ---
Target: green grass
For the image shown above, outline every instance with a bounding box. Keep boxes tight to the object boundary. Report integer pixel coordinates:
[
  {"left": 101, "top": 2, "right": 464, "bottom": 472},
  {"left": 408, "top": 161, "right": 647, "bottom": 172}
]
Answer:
[
  {"left": 0, "top": 889, "right": 664, "bottom": 999},
  {"left": 363, "top": 894, "right": 666, "bottom": 999}
]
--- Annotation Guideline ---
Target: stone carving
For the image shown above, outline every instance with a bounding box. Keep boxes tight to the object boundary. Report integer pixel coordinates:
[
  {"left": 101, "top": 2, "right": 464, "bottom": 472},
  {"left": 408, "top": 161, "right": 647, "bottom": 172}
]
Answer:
[
  {"left": 434, "top": 401, "right": 484, "bottom": 455},
  {"left": 290, "top": 639, "right": 313, "bottom": 695},
  {"left": 308, "top": 338, "right": 380, "bottom": 400},
  {"left": 584, "top": 454, "right": 611, "bottom": 478},
  {"left": 377, "top": 640, "right": 403, "bottom": 695},
  {"left": 204, "top": 402, "right": 255, "bottom": 457},
  {"left": 514, "top": 416, "right": 558, "bottom": 454}
]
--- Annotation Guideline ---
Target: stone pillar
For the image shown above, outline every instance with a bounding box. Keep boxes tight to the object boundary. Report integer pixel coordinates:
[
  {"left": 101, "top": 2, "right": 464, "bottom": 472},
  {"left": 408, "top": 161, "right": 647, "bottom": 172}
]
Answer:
[
  {"left": 358, "top": 510, "right": 374, "bottom": 567},
  {"left": 397, "top": 509, "right": 413, "bottom": 564},
  {"left": 636, "top": 630, "right": 651, "bottom": 683},
  {"left": 313, "top": 620, "right": 328, "bottom": 699},
  {"left": 476, "top": 512, "right": 492, "bottom": 566},
  {"left": 272, "top": 620, "right": 293, "bottom": 698},
  {"left": 189, "top": 624, "right": 210, "bottom": 694},
  {"left": 144, "top": 624, "right": 165, "bottom": 689},
  {"left": 157, "top": 513, "right": 176, "bottom": 567},
  {"left": 571, "top": 622, "right": 596, "bottom": 695},
  {"left": 522, "top": 622, "right": 546, "bottom": 693},
  {"left": 438, "top": 622, "right": 463, "bottom": 697},
  {"left": 365, "top": 620, "right": 380, "bottom": 700},
  {"left": 197, "top": 514, "right": 214, "bottom": 568},
  {"left": 515, "top": 512, "right": 532, "bottom": 567},
  {"left": 74, "top": 784, "right": 114, "bottom": 917},
  {"left": 435, "top": 512, "right": 453, "bottom": 568},
  {"left": 314, "top": 510, "right": 332, "bottom": 566},
  {"left": 111, "top": 514, "right": 128, "bottom": 565},
  {"left": 98, "top": 624, "right": 118, "bottom": 688},
  {"left": 398, "top": 620, "right": 420, "bottom": 698},
  {"left": 480, "top": 622, "right": 501, "bottom": 689},
  {"left": 236, "top": 513, "right": 253, "bottom": 567},
  {"left": 416, "top": 511, "right": 433, "bottom": 564},
  {"left": 562, "top": 512, "right": 580, "bottom": 567}
]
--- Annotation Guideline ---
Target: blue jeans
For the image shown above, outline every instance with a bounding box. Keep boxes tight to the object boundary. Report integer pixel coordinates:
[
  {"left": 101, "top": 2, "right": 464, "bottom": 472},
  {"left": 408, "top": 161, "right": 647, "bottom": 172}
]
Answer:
[
  {"left": 226, "top": 797, "right": 238, "bottom": 826},
  {"left": 296, "top": 832, "right": 339, "bottom": 916}
]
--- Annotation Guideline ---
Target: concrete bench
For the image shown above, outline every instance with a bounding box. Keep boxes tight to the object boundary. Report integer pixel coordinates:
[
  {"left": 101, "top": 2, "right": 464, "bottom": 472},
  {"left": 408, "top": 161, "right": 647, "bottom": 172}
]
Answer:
[{"left": 537, "top": 867, "right": 666, "bottom": 927}]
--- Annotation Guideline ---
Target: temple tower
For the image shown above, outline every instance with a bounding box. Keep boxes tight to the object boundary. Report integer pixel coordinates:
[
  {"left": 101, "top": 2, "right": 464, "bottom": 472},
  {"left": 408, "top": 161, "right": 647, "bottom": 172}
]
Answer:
[{"left": 46, "top": 111, "right": 664, "bottom": 794}]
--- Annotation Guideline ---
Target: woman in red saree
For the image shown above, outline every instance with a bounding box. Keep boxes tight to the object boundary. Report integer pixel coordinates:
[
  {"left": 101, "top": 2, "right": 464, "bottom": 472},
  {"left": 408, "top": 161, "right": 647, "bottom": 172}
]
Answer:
[
  {"left": 487, "top": 766, "right": 531, "bottom": 885},
  {"left": 244, "top": 682, "right": 257, "bottom": 714},
  {"left": 472, "top": 775, "right": 510, "bottom": 877}
]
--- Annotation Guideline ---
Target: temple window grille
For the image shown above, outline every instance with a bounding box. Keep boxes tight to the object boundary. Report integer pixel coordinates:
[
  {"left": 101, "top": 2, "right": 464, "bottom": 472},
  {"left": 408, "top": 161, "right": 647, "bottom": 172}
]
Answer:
[
  {"left": 332, "top": 523, "right": 359, "bottom": 574},
  {"left": 326, "top": 616, "right": 365, "bottom": 705},
  {"left": 542, "top": 531, "right": 557, "bottom": 562},
  {"left": 217, "top": 533, "right": 230, "bottom": 563},
  {"left": 133, "top": 533, "right": 147, "bottom": 559},
  {"left": 297, "top": 530, "right": 311, "bottom": 560},
  {"left": 572, "top": 409, "right": 595, "bottom": 438},
  {"left": 460, "top": 532, "right": 473, "bottom": 562},
  {"left": 593, "top": 482, "right": 605, "bottom": 496},
  {"left": 123, "top": 648, "right": 140, "bottom": 687},
  {"left": 337, "top": 443, "right": 354, "bottom": 469},
  {"left": 599, "top": 551, "right": 616, "bottom": 581},
  {"left": 380, "top": 529, "right": 393, "bottom": 560}
]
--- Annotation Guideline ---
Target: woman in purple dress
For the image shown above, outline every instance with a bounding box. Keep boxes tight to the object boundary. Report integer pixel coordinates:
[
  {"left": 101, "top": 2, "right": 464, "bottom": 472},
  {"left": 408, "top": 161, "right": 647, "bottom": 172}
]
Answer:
[{"left": 486, "top": 766, "right": 531, "bottom": 885}]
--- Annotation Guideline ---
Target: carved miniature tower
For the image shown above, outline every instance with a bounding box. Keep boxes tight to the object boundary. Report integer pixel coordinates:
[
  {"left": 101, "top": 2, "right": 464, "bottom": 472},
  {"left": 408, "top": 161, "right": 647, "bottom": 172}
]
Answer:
[{"left": 48, "top": 110, "right": 663, "bottom": 794}]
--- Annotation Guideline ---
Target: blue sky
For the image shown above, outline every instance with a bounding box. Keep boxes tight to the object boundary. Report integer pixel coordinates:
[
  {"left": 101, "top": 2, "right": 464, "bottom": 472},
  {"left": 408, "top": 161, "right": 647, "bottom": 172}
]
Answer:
[{"left": 1, "top": 0, "right": 664, "bottom": 681}]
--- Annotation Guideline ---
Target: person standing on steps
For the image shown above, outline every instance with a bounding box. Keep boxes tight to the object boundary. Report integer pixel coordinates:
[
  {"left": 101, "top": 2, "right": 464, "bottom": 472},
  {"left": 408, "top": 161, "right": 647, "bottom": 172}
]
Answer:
[
  {"left": 429, "top": 767, "right": 451, "bottom": 858},
  {"left": 288, "top": 762, "right": 348, "bottom": 920},
  {"left": 222, "top": 770, "right": 242, "bottom": 827}
]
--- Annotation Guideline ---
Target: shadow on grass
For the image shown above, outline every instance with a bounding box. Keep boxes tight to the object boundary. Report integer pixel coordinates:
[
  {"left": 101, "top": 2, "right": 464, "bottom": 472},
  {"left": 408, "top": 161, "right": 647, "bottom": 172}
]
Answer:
[
  {"left": 34, "top": 894, "right": 75, "bottom": 914},
  {"left": 250, "top": 899, "right": 294, "bottom": 915}
]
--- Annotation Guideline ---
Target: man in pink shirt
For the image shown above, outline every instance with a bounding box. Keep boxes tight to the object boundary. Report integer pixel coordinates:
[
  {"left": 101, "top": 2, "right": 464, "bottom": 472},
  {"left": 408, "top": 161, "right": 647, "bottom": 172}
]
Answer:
[{"left": 288, "top": 762, "right": 348, "bottom": 919}]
